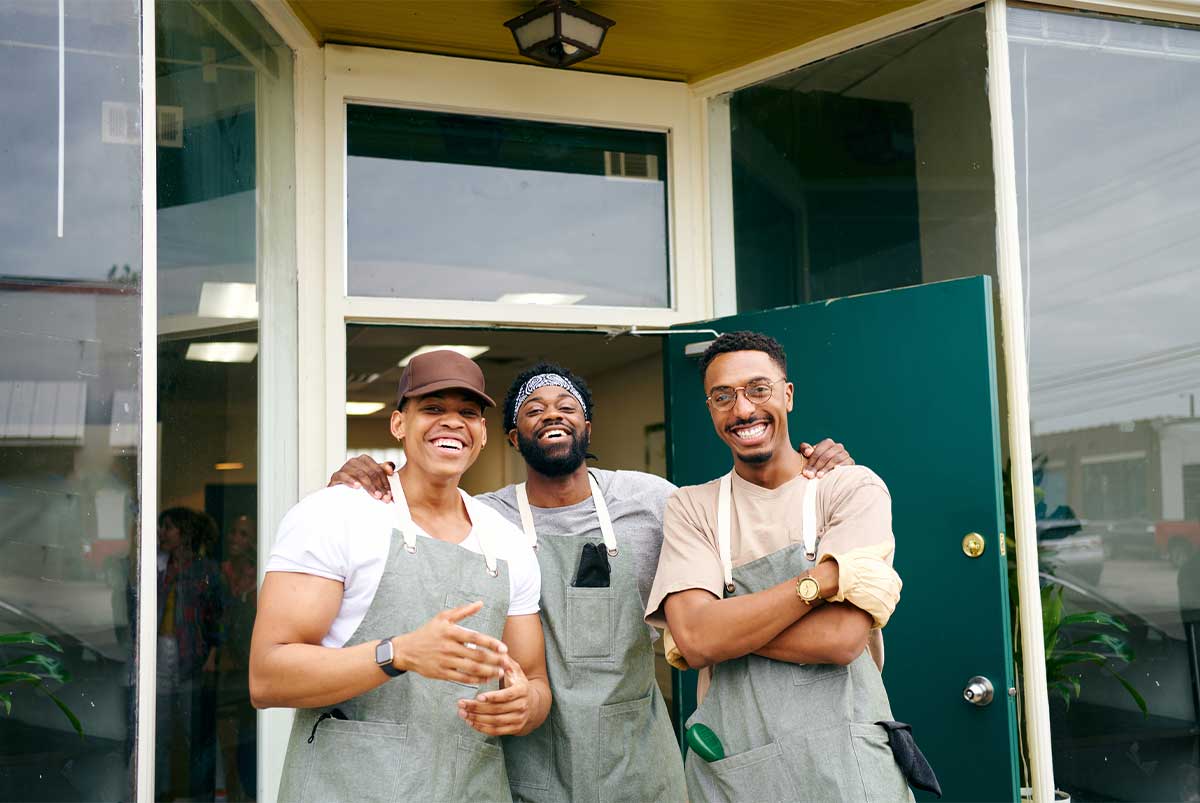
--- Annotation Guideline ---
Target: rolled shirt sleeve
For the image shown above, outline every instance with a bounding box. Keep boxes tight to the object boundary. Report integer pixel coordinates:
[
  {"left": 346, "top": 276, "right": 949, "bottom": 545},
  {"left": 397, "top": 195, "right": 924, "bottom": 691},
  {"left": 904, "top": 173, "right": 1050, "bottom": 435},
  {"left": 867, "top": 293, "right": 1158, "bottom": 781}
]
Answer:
[{"left": 815, "top": 470, "right": 902, "bottom": 629}]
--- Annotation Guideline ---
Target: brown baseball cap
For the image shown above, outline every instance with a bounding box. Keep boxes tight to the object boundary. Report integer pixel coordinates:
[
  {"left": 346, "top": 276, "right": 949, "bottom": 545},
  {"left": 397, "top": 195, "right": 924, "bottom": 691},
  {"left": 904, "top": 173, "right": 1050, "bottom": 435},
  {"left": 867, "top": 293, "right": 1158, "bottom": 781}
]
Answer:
[{"left": 396, "top": 349, "right": 495, "bottom": 408}]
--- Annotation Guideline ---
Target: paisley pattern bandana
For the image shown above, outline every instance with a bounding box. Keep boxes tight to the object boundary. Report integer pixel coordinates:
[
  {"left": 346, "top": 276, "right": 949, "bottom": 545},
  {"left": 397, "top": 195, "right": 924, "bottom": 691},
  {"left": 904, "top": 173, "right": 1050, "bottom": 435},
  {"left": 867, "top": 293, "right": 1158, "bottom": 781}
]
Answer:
[{"left": 513, "top": 373, "right": 587, "bottom": 417}]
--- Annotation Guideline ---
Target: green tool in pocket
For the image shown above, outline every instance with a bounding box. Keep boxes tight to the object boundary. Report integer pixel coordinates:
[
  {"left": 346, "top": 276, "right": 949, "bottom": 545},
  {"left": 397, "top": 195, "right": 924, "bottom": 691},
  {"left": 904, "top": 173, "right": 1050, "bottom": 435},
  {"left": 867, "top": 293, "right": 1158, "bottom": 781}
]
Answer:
[{"left": 685, "top": 723, "right": 725, "bottom": 762}]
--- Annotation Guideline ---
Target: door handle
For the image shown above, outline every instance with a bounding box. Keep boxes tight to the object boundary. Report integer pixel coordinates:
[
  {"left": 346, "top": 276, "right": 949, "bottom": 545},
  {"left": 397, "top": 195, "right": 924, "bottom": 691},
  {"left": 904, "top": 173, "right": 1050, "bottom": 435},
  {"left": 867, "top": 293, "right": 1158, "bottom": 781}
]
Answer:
[{"left": 963, "top": 676, "right": 994, "bottom": 706}]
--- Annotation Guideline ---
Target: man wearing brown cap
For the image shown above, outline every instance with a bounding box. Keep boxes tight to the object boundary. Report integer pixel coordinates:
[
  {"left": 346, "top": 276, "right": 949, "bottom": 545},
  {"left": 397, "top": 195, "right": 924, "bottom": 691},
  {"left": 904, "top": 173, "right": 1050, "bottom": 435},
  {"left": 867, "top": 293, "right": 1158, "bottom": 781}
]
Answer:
[{"left": 250, "top": 350, "right": 550, "bottom": 802}]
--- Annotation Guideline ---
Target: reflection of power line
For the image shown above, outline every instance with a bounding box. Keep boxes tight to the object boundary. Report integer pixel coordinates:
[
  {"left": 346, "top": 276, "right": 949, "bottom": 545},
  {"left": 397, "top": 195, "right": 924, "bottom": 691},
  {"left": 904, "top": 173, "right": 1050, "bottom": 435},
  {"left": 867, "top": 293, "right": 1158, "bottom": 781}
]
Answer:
[
  {"left": 1031, "top": 341, "right": 1200, "bottom": 391},
  {"left": 1037, "top": 369, "right": 1200, "bottom": 408},
  {"left": 1029, "top": 206, "right": 1200, "bottom": 265},
  {"left": 1033, "top": 229, "right": 1200, "bottom": 299},
  {"left": 1034, "top": 261, "right": 1198, "bottom": 315},
  {"left": 1035, "top": 375, "right": 1200, "bottom": 417}
]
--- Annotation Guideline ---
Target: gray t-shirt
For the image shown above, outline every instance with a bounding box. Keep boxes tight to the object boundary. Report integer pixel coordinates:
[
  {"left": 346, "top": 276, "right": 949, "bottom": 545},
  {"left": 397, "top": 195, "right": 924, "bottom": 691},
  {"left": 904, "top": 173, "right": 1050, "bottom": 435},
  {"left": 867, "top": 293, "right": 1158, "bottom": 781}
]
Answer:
[{"left": 477, "top": 469, "right": 676, "bottom": 635}]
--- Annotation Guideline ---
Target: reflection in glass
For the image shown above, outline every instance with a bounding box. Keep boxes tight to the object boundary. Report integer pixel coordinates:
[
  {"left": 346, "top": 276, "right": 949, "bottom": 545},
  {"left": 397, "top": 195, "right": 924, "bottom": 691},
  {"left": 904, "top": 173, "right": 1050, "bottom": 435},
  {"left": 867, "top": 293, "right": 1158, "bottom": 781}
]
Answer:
[
  {"left": 0, "top": 1, "right": 140, "bottom": 800},
  {"left": 346, "top": 106, "right": 670, "bottom": 308},
  {"left": 728, "top": 9, "right": 995, "bottom": 310},
  {"left": 1011, "top": 8, "right": 1200, "bottom": 800},
  {"left": 154, "top": 1, "right": 290, "bottom": 800}
]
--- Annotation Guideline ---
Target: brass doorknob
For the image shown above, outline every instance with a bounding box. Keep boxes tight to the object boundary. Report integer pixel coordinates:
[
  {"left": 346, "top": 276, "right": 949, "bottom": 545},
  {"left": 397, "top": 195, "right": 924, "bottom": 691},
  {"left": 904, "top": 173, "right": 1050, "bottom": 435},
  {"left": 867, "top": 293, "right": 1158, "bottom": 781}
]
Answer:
[{"left": 962, "top": 532, "right": 986, "bottom": 558}]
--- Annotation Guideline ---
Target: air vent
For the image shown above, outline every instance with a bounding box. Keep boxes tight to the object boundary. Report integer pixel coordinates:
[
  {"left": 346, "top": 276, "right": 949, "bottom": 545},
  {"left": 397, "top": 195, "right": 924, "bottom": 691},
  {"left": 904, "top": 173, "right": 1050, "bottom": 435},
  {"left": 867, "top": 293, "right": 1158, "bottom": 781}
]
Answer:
[
  {"left": 157, "top": 106, "right": 184, "bottom": 148},
  {"left": 605, "top": 151, "right": 659, "bottom": 181},
  {"left": 101, "top": 101, "right": 139, "bottom": 145}
]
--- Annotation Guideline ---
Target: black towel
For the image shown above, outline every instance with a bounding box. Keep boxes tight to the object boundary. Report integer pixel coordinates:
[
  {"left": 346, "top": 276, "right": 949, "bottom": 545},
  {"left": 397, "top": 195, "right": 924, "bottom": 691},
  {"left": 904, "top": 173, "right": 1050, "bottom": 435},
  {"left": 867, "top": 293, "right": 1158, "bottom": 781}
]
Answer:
[
  {"left": 875, "top": 720, "right": 942, "bottom": 798},
  {"left": 573, "top": 542, "right": 611, "bottom": 587}
]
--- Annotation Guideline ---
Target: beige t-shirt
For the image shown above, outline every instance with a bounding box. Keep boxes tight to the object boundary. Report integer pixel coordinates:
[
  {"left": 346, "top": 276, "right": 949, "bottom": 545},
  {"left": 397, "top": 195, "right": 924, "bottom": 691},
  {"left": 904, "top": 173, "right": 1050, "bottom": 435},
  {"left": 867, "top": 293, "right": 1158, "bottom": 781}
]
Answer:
[{"left": 645, "top": 465, "right": 901, "bottom": 701}]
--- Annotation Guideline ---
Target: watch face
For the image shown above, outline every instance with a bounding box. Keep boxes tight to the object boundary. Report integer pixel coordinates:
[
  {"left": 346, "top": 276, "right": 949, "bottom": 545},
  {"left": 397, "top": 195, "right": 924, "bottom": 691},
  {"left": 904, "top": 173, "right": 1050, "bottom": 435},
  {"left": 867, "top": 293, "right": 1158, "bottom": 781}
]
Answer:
[
  {"left": 375, "top": 639, "right": 393, "bottom": 666},
  {"left": 798, "top": 577, "right": 820, "bottom": 600}
]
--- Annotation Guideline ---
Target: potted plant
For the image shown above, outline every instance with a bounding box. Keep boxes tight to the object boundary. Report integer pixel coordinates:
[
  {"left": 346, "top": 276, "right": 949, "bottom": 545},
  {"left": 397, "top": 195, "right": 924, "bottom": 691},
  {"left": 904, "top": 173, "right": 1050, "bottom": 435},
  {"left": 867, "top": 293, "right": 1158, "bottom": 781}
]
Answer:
[{"left": 0, "top": 631, "right": 82, "bottom": 737}]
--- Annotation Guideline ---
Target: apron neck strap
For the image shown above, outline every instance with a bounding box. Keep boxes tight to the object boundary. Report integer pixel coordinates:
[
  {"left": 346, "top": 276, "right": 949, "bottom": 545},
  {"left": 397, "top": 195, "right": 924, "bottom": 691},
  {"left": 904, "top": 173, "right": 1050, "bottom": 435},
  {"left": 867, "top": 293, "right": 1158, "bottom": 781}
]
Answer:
[
  {"left": 717, "top": 471, "right": 821, "bottom": 594},
  {"left": 388, "top": 474, "right": 499, "bottom": 576},
  {"left": 514, "top": 471, "right": 619, "bottom": 557}
]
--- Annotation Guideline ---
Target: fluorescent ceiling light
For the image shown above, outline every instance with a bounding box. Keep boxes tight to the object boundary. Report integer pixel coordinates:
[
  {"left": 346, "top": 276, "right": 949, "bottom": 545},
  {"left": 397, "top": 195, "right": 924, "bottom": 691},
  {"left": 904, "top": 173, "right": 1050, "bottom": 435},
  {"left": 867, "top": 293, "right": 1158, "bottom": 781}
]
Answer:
[
  {"left": 398, "top": 345, "right": 490, "bottom": 367},
  {"left": 346, "top": 401, "right": 386, "bottom": 416},
  {"left": 214, "top": 462, "right": 244, "bottom": 471},
  {"left": 186, "top": 342, "right": 258, "bottom": 363},
  {"left": 496, "top": 293, "right": 585, "bottom": 306},
  {"left": 197, "top": 281, "right": 258, "bottom": 319}
]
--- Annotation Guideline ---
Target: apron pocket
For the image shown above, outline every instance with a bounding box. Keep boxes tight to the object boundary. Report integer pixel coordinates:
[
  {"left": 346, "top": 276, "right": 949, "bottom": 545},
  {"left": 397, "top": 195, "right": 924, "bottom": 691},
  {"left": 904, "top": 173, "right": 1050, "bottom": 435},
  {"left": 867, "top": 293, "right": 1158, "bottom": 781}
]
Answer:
[
  {"left": 295, "top": 719, "right": 408, "bottom": 803},
  {"left": 564, "top": 586, "right": 615, "bottom": 662},
  {"left": 849, "top": 723, "right": 913, "bottom": 802},
  {"left": 598, "top": 693, "right": 679, "bottom": 803},
  {"left": 453, "top": 735, "right": 511, "bottom": 803},
  {"left": 692, "top": 741, "right": 798, "bottom": 803},
  {"left": 503, "top": 718, "right": 553, "bottom": 792},
  {"left": 790, "top": 662, "right": 849, "bottom": 686}
]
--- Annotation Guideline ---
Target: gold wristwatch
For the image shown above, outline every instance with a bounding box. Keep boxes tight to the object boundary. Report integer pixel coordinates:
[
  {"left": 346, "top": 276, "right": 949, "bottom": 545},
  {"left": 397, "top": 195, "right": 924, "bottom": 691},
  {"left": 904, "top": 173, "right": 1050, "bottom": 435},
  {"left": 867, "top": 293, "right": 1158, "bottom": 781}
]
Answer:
[{"left": 796, "top": 572, "right": 822, "bottom": 605}]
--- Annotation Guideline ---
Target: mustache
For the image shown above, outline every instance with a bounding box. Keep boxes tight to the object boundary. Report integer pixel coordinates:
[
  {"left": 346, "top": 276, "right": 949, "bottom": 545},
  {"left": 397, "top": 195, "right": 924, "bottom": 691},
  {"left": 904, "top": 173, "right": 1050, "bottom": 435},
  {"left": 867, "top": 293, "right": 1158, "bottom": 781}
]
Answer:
[{"left": 726, "top": 416, "right": 770, "bottom": 432}]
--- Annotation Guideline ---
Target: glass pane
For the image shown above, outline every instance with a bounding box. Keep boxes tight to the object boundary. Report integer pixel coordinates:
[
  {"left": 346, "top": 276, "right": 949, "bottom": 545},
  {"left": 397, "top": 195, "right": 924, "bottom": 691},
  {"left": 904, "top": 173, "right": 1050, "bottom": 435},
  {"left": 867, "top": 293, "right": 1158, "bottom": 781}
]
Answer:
[
  {"left": 1010, "top": 7, "right": 1200, "bottom": 801},
  {"left": 728, "top": 9, "right": 995, "bottom": 308},
  {"left": 154, "top": 2, "right": 290, "bottom": 800},
  {"left": 346, "top": 105, "right": 670, "bottom": 307},
  {"left": 0, "top": 1, "right": 141, "bottom": 800}
]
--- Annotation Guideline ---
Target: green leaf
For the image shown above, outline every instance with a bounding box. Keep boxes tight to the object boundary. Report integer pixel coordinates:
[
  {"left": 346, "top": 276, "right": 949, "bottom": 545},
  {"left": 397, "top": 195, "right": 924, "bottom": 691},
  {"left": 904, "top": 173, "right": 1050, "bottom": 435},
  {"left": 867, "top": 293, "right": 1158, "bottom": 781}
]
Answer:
[
  {"left": 1071, "top": 633, "right": 1135, "bottom": 663},
  {"left": 1049, "top": 680, "right": 1073, "bottom": 708},
  {"left": 39, "top": 687, "right": 83, "bottom": 738},
  {"left": 3, "top": 654, "right": 70, "bottom": 684},
  {"left": 1046, "top": 651, "right": 1106, "bottom": 677},
  {"left": 0, "top": 691, "right": 10, "bottom": 716},
  {"left": 1042, "top": 586, "right": 1064, "bottom": 652},
  {"left": 0, "top": 671, "right": 44, "bottom": 687},
  {"left": 1060, "top": 611, "right": 1129, "bottom": 632},
  {"left": 0, "top": 632, "right": 62, "bottom": 652},
  {"left": 1102, "top": 667, "right": 1148, "bottom": 716}
]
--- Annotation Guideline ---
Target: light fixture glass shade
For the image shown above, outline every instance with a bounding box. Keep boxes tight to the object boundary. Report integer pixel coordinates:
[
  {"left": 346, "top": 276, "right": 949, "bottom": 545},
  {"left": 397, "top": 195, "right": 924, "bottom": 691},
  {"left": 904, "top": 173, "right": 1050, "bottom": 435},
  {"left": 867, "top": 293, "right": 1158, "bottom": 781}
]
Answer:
[{"left": 504, "top": 1, "right": 614, "bottom": 69}]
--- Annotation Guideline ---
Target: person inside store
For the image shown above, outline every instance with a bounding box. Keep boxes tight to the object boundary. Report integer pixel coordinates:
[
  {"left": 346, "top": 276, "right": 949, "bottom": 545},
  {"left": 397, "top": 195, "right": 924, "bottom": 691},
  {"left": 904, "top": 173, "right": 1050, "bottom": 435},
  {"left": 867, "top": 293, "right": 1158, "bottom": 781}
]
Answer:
[
  {"left": 645, "top": 331, "right": 922, "bottom": 802},
  {"left": 329, "top": 360, "right": 855, "bottom": 802},
  {"left": 250, "top": 350, "right": 549, "bottom": 802}
]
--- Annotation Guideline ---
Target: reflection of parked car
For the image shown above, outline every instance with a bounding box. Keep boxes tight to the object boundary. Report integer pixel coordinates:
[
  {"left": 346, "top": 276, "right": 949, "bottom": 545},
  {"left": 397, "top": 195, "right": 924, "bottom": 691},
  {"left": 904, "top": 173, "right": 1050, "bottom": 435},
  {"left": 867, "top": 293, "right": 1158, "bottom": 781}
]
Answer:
[
  {"left": 1156, "top": 520, "right": 1200, "bottom": 568},
  {"left": 0, "top": 597, "right": 130, "bottom": 802},
  {"left": 1089, "top": 517, "right": 1159, "bottom": 560},
  {"left": 1047, "top": 572, "right": 1198, "bottom": 802},
  {"left": 1037, "top": 514, "right": 1104, "bottom": 586}
]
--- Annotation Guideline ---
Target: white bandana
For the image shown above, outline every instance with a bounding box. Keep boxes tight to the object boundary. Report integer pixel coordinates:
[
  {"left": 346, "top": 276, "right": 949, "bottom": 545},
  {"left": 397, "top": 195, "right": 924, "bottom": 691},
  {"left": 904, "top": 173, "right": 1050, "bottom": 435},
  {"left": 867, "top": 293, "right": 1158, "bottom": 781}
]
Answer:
[{"left": 512, "top": 373, "right": 587, "bottom": 419}]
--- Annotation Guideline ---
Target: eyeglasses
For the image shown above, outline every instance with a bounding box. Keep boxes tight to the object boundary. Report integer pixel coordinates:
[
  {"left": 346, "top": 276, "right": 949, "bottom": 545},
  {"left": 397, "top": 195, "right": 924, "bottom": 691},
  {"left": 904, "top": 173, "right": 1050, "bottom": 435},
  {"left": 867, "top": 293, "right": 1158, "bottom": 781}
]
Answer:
[{"left": 705, "top": 378, "right": 787, "bottom": 412}]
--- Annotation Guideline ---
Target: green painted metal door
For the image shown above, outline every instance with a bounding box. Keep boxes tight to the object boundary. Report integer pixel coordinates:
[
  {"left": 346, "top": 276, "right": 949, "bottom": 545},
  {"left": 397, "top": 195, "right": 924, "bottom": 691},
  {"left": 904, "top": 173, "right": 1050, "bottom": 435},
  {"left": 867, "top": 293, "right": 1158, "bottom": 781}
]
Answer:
[{"left": 665, "top": 276, "right": 1018, "bottom": 802}]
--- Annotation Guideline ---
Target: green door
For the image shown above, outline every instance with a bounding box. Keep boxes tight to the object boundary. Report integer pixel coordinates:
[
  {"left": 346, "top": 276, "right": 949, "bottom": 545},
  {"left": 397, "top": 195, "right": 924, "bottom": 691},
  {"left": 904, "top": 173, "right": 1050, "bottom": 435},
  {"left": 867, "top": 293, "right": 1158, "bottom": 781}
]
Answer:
[{"left": 664, "top": 276, "right": 1018, "bottom": 802}]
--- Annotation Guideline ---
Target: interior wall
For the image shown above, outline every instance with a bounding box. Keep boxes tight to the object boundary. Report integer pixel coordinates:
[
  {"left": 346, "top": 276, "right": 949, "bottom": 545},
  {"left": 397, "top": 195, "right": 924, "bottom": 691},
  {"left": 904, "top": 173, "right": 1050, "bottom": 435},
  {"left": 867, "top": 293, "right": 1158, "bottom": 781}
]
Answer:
[{"left": 588, "top": 353, "right": 667, "bottom": 477}]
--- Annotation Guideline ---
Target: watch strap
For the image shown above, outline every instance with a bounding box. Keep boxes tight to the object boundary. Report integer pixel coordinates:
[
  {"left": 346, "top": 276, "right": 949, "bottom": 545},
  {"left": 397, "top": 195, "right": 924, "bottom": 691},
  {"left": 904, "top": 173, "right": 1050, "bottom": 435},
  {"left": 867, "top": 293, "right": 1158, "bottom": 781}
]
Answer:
[{"left": 377, "top": 637, "right": 405, "bottom": 677}]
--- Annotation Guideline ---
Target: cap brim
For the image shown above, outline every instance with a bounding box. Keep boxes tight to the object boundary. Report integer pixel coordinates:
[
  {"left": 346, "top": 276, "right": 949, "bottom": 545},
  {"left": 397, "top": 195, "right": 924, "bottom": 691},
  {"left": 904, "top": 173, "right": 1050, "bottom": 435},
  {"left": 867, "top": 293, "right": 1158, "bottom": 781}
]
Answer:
[{"left": 400, "top": 378, "right": 495, "bottom": 408}]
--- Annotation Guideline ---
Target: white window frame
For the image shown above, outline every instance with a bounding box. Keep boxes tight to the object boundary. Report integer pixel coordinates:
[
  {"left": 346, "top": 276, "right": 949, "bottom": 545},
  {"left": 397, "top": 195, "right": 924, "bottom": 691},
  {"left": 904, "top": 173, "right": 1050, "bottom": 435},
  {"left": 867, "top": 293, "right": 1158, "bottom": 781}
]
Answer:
[{"left": 325, "top": 44, "right": 706, "bottom": 330}]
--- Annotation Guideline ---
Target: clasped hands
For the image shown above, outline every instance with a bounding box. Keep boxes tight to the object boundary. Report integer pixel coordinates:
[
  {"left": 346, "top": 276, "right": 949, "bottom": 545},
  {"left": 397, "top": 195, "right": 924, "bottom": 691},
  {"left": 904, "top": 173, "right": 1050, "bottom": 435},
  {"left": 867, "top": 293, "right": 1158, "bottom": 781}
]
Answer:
[{"left": 397, "top": 601, "right": 537, "bottom": 737}]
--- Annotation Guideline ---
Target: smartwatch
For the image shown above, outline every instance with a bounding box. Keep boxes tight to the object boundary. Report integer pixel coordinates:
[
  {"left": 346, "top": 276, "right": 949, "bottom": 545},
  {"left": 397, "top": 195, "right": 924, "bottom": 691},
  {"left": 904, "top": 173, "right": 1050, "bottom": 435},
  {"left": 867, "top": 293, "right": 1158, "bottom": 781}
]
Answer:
[{"left": 375, "top": 637, "right": 405, "bottom": 678}]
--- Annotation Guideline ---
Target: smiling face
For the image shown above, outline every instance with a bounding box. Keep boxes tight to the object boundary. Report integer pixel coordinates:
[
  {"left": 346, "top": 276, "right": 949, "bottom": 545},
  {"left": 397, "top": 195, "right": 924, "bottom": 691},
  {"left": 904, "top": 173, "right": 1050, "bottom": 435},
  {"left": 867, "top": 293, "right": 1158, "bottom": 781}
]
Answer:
[
  {"left": 508, "top": 385, "right": 591, "bottom": 478},
  {"left": 703, "top": 350, "right": 793, "bottom": 466},
  {"left": 391, "top": 390, "right": 487, "bottom": 481}
]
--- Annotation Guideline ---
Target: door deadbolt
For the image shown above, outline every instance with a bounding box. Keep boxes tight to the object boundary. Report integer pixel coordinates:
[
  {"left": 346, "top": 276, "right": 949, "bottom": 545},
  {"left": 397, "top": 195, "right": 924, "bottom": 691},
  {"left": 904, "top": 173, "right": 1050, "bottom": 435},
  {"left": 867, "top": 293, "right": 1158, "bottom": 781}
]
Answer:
[{"left": 963, "top": 676, "right": 994, "bottom": 706}]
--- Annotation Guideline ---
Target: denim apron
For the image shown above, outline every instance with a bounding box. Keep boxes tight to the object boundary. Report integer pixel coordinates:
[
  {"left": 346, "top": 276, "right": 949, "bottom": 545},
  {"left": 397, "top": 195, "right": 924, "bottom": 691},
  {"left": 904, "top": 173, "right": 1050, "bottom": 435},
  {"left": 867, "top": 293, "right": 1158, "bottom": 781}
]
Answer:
[
  {"left": 683, "top": 474, "right": 912, "bottom": 803},
  {"left": 278, "top": 477, "right": 513, "bottom": 803},
  {"left": 503, "top": 471, "right": 686, "bottom": 803}
]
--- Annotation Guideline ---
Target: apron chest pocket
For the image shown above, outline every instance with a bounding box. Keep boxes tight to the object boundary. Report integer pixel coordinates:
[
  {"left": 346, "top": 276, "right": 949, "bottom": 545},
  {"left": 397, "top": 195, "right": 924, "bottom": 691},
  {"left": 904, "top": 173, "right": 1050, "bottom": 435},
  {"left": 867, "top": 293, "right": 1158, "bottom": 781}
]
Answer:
[
  {"left": 295, "top": 719, "right": 408, "bottom": 803},
  {"left": 564, "top": 586, "right": 615, "bottom": 662}
]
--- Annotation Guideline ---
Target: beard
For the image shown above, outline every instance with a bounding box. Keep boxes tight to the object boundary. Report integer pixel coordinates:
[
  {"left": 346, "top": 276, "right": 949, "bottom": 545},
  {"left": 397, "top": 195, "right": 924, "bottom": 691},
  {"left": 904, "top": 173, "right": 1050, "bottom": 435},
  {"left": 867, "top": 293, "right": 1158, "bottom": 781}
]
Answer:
[{"left": 517, "top": 428, "right": 591, "bottom": 477}]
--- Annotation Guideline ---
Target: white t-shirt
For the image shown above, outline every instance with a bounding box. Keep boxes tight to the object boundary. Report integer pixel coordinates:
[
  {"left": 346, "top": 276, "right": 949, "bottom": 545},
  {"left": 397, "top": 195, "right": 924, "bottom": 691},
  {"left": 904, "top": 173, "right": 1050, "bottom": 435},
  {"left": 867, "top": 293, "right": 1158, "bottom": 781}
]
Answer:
[{"left": 266, "top": 484, "right": 541, "bottom": 648}]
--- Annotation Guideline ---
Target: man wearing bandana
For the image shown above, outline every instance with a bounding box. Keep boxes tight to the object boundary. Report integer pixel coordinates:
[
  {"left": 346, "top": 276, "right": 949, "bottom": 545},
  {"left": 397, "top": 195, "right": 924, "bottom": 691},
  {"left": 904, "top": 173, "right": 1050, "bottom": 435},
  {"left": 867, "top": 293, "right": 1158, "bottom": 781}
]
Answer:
[{"left": 330, "top": 362, "right": 854, "bottom": 802}]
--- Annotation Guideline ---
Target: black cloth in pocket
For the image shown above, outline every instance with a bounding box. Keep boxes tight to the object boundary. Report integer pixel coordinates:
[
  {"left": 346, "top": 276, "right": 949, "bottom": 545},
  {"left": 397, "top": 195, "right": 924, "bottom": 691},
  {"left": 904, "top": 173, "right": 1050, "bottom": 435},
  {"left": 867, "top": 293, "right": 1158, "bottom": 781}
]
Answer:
[
  {"left": 875, "top": 720, "right": 942, "bottom": 798},
  {"left": 573, "top": 542, "right": 611, "bottom": 588}
]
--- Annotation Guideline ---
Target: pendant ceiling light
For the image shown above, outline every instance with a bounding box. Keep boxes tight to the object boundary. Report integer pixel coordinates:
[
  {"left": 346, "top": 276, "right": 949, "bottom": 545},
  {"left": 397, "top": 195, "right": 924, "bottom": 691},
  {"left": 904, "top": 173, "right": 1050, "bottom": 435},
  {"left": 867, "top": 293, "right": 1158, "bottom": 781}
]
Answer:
[{"left": 503, "top": 0, "right": 615, "bottom": 69}]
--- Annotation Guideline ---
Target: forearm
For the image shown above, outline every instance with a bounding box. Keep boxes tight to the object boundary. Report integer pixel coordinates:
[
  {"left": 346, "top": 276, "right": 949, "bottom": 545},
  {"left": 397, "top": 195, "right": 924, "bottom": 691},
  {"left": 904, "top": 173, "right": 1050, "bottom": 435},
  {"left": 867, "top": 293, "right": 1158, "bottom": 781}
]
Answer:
[
  {"left": 666, "top": 581, "right": 810, "bottom": 669},
  {"left": 754, "top": 602, "right": 872, "bottom": 666},
  {"left": 521, "top": 675, "right": 552, "bottom": 735},
  {"left": 250, "top": 640, "right": 389, "bottom": 709}
]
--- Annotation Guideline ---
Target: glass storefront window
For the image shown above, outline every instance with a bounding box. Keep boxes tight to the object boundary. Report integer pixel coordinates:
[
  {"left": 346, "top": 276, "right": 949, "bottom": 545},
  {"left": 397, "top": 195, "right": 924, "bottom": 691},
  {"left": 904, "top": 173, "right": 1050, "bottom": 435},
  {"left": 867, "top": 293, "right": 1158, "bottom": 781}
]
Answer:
[
  {"left": 726, "top": 9, "right": 995, "bottom": 309},
  {"left": 346, "top": 105, "right": 671, "bottom": 308},
  {"left": 0, "top": 1, "right": 141, "bottom": 800},
  {"left": 154, "top": 2, "right": 291, "bottom": 800},
  {"left": 1010, "top": 7, "right": 1200, "bottom": 800}
]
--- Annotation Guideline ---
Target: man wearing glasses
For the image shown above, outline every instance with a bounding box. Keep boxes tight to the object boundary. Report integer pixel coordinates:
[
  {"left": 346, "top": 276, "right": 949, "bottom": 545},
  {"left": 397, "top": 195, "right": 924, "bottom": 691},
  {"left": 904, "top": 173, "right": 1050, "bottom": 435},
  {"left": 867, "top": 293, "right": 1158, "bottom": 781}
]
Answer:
[
  {"left": 646, "top": 331, "right": 918, "bottom": 802},
  {"left": 328, "top": 358, "right": 855, "bottom": 802}
]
